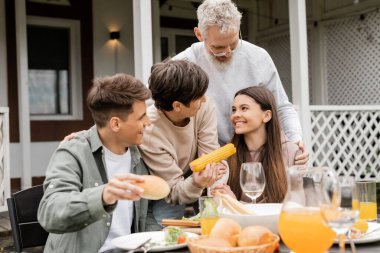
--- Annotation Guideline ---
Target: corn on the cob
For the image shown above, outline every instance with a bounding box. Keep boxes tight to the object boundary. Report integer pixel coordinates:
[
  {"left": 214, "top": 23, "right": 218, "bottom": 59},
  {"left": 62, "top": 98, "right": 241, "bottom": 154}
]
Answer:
[{"left": 190, "top": 143, "right": 236, "bottom": 172}]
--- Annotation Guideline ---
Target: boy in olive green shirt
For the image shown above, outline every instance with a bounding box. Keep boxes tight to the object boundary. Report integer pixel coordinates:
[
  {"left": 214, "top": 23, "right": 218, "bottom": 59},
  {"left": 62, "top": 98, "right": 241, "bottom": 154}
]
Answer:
[{"left": 38, "top": 74, "right": 160, "bottom": 253}]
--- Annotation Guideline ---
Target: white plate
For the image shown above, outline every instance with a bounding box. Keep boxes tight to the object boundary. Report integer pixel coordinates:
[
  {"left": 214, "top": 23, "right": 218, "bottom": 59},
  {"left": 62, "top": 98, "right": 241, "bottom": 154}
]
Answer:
[
  {"left": 112, "top": 231, "right": 198, "bottom": 252},
  {"left": 334, "top": 222, "right": 380, "bottom": 244}
]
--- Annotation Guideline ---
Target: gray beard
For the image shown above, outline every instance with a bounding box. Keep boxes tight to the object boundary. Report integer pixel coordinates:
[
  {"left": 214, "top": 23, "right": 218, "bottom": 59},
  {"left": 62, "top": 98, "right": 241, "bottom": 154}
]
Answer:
[{"left": 204, "top": 46, "right": 232, "bottom": 71}]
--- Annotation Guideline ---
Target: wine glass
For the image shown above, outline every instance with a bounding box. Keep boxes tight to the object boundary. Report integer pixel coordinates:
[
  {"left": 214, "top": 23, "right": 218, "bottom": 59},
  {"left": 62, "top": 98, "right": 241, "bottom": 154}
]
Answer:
[
  {"left": 240, "top": 162, "right": 266, "bottom": 204},
  {"left": 321, "top": 176, "right": 359, "bottom": 253}
]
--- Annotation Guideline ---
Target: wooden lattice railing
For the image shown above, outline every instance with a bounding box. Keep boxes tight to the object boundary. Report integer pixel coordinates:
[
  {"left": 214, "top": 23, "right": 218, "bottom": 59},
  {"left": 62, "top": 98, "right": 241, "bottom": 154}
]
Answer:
[
  {"left": 0, "top": 107, "right": 10, "bottom": 211},
  {"left": 310, "top": 105, "right": 380, "bottom": 180}
]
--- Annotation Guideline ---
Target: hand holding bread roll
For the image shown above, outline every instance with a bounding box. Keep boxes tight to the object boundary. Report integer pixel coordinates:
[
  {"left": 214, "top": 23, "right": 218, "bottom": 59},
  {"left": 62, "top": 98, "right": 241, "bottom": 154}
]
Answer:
[
  {"left": 132, "top": 175, "right": 170, "bottom": 200},
  {"left": 103, "top": 173, "right": 146, "bottom": 205}
]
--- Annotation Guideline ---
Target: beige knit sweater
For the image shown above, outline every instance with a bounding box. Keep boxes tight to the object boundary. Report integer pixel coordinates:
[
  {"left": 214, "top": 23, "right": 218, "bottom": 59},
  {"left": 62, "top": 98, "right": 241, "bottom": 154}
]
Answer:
[{"left": 139, "top": 98, "right": 226, "bottom": 204}]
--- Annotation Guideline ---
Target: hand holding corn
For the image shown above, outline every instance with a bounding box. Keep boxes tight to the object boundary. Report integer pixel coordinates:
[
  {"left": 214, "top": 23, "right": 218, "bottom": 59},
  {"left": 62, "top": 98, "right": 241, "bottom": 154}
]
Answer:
[{"left": 190, "top": 144, "right": 237, "bottom": 172}]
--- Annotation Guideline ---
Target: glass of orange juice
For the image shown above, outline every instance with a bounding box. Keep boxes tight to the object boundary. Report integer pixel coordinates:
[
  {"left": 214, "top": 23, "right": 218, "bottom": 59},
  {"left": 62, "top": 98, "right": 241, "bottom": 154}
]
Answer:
[
  {"left": 279, "top": 167, "right": 336, "bottom": 253},
  {"left": 199, "top": 196, "right": 219, "bottom": 235},
  {"left": 356, "top": 180, "right": 377, "bottom": 221}
]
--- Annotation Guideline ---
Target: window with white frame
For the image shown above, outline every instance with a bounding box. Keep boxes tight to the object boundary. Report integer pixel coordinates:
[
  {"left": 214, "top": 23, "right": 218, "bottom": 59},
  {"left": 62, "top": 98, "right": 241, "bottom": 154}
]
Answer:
[{"left": 27, "top": 16, "right": 82, "bottom": 120}]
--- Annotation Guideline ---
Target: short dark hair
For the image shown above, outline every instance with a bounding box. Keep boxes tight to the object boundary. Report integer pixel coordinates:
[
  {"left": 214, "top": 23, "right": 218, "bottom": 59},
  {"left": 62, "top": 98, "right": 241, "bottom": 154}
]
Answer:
[
  {"left": 87, "top": 73, "right": 150, "bottom": 127},
  {"left": 148, "top": 60, "right": 209, "bottom": 111}
]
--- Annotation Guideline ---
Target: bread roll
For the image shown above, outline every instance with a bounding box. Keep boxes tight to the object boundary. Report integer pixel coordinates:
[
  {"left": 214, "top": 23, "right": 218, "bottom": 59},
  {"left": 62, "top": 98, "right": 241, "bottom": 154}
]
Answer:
[
  {"left": 210, "top": 218, "right": 241, "bottom": 246},
  {"left": 237, "top": 226, "right": 273, "bottom": 247},
  {"left": 133, "top": 175, "right": 170, "bottom": 200},
  {"left": 195, "top": 237, "right": 232, "bottom": 247}
]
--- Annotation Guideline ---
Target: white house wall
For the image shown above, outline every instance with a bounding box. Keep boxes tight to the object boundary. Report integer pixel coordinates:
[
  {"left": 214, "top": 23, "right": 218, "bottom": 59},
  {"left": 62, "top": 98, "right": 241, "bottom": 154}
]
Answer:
[
  {"left": 10, "top": 142, "right": 57, "bottom": 178},
  {"left": 93, "top": 0, "right": 135, "bottom": 77}
]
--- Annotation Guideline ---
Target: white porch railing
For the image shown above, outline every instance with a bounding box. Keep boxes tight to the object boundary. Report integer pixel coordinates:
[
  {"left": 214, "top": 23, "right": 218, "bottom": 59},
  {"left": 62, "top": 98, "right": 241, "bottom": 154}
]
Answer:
[
  {"left": 310, "top": 105, "right": 380, "bottom": 180},
  {"left": 0, "top": 107, "right": 10, "bottom": 212}
]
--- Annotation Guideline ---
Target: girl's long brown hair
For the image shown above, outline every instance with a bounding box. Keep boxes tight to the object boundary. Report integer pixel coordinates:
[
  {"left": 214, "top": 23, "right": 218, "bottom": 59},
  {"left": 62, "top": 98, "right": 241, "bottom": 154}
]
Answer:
[{"left": 227, "top": 86, "right": 287, "bottom": 203}]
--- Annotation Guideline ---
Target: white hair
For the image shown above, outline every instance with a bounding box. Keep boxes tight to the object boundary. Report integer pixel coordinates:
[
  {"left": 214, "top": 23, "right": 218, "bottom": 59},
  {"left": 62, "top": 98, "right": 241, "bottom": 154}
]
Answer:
[{"left": 197, "top": 0, "right": 242, "bottom": 38}]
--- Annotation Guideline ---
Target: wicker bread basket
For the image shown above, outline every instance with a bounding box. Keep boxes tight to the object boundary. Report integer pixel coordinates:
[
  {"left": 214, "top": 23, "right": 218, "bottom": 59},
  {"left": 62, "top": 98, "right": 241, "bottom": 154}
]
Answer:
[{"left": 187, "top": 234, "right": 280, "bottom": 253}]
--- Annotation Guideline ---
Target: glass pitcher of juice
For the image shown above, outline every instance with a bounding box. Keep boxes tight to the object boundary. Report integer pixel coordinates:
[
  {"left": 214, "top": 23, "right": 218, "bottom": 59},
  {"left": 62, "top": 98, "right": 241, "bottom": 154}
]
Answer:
[{"left": 278, "top": 167, "right": 336, "bottom": 253}]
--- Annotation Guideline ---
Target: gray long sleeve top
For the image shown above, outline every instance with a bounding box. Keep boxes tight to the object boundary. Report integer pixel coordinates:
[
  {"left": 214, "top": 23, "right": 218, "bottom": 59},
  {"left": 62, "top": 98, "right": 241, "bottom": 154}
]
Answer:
[{"left": 173, "top": 40, "right": 303, "bottom": 145}]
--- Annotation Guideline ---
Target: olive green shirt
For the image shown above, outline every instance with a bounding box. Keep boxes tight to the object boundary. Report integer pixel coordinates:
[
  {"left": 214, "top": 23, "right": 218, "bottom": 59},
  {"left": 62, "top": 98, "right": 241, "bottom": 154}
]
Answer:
[{"left": 37, "top": 126, "right": 160, "bottom": 253}]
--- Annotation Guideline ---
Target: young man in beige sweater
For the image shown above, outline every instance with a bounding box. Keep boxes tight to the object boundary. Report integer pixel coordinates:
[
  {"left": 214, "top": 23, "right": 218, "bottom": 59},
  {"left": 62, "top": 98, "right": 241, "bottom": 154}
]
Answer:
[{"left": 139, "top": 60, "right": 228, "bottom": 222}]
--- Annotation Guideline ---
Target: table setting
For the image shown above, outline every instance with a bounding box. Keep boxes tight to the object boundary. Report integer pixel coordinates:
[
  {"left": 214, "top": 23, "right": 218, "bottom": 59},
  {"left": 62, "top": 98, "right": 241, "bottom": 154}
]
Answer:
[{"left": 107, "top": 165, "right": 380, "bottom": 253}]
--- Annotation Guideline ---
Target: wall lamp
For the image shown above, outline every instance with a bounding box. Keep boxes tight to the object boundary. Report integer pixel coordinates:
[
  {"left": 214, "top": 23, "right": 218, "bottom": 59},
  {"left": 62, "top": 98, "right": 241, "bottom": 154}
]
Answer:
[{"left": 110, "top": 31, "right": 120, "bottom": 40}]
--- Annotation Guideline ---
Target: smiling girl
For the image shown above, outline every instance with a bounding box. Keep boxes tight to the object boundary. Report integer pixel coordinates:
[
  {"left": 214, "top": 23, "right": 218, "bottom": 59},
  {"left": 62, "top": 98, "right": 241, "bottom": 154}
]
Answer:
[{"left": 212, "top": 86, "right": 301, "bottom": 203}]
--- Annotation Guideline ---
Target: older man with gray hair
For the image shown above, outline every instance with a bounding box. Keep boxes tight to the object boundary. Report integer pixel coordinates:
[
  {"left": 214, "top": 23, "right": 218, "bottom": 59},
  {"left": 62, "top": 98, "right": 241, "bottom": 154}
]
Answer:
[{"left": 173, "top": 0, "right": 309, "bottom": 164}]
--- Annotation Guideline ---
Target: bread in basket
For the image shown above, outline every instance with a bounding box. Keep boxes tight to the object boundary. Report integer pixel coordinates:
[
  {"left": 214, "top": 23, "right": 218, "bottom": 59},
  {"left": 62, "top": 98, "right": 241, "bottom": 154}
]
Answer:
[{"left": 187, "top": 234, "right": 280, "bottom": 253}]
